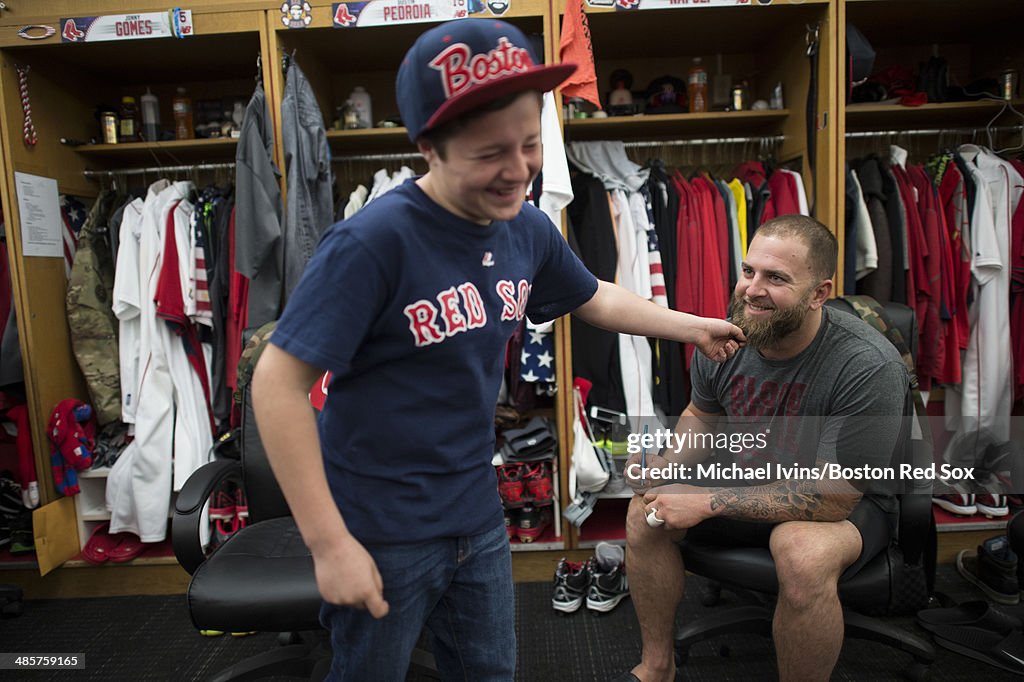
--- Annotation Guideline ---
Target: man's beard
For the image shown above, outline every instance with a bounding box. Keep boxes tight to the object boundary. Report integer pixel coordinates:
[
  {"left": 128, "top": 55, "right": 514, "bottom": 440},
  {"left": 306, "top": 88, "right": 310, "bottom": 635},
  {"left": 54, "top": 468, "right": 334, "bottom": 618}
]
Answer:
[{"left": 728, "top": 288, "right": 813, "bottom": 351}]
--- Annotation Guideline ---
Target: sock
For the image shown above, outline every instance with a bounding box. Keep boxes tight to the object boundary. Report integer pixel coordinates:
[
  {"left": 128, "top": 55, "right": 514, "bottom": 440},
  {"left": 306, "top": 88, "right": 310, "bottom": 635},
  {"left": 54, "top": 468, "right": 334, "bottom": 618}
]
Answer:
[
  {"left": 60, "top": 431, "right": 94, "bottom": 471},
  {"left": 48, "top": 400, "right": 94, "bottom": 471}
]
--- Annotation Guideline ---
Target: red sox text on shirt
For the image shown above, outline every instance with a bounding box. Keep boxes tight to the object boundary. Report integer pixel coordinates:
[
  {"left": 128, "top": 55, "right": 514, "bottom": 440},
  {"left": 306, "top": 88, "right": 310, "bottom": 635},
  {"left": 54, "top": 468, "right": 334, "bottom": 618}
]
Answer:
[{"left": 403, "top": 279, "right": 531, "bottom": 347}]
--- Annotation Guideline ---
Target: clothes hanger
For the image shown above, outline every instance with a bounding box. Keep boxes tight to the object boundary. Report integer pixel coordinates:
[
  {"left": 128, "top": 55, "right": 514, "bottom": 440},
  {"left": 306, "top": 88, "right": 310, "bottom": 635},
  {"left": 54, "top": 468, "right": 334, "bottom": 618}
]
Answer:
[{"left": 987, "top": 100, "right": 1024, "bottom": 155}]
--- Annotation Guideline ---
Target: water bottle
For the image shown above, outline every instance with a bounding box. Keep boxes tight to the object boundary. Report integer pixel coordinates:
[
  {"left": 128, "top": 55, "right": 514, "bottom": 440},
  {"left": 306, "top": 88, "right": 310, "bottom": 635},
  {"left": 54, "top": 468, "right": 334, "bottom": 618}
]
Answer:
[
  {"left": 141, "top": 87, "right": 160, "bottom": 141},
  {"left": 348, "top": 86, "right": 373, "bottom": 128},
  {"left": 172, "top": 87, "right": 193, "bottom": 140}
]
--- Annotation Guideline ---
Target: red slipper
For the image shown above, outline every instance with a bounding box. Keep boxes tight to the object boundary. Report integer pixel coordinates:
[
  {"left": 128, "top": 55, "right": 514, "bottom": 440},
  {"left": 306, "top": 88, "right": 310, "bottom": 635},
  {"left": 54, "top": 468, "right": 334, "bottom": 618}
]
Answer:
[
  {"left": 107, "top": 533, "right": 147, "bottom": 563},
  {"left": 81, "top": 523, "right": 119, "bottom": 565}
]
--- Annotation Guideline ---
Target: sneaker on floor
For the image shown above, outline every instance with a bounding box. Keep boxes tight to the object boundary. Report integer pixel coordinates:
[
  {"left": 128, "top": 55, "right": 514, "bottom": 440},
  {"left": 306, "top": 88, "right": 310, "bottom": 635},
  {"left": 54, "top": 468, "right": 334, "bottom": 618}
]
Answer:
[
  {"left": 957, "top": 536, "right": 1020, "bottom": 605},
  {"left": 933, "top": 493, "right": 976, "bottom": 516},
  {"left": 587, "top": 542, "right": 629, "bottom": 613},
  {"left": 977, "top": 494, "right": 1010, "bottom": 518},
  {"left": 552, "top": 558, "right": 591, "bottom": 614}
]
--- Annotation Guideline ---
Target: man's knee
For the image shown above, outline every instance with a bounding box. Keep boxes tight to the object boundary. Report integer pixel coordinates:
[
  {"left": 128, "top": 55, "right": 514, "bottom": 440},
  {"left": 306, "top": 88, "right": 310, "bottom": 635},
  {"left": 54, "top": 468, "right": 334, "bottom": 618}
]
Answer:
[
  {"left": 770, "top": 522, "right": 860, "bottom": 605},
  {"left": 625, "top": 496, "right": 685, "bottom": 550}
]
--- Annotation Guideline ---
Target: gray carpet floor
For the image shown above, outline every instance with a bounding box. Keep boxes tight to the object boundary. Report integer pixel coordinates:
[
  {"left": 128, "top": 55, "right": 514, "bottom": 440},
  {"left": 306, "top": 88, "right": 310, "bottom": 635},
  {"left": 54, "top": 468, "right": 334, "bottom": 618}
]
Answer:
[{"left": 0, "top": 563, "right": 1020, "bottom": 680}]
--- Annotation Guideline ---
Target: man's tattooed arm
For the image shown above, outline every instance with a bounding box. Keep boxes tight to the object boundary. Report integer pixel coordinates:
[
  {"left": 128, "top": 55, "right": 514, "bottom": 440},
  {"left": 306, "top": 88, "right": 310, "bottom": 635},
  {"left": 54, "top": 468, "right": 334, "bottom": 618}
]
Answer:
[{"left": 708, "top": 478, "right": 861, "bottom": 523}]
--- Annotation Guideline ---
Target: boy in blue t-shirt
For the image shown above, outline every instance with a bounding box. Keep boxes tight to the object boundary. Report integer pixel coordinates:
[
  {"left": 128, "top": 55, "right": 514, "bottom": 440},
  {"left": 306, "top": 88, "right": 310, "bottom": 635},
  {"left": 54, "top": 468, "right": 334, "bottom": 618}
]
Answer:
[{"left": 252, "top": 18, "right": 743, "bottom": 681}]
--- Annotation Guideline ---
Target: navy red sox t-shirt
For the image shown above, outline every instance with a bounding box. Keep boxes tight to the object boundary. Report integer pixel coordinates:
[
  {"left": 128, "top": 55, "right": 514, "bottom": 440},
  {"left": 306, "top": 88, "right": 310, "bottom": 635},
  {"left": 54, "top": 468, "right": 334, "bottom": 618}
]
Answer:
[{"left": 272, "top": 179, "right": 598, "bottom": 544}]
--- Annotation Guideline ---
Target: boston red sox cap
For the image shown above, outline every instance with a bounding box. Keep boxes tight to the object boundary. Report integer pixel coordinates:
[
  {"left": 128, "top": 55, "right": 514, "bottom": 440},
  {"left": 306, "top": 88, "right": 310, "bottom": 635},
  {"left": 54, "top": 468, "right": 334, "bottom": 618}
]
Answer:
[{"left": 397, "top": 19, "right": 577, "bottom": 142}]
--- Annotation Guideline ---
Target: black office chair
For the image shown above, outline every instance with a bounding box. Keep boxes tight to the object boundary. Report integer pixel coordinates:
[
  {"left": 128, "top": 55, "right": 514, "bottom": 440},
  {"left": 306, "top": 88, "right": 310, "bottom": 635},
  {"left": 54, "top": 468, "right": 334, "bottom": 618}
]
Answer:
[
  {"left": 675, "top": 298, "right": 936, "bottom": 681},
  {"left": 173, "top": 381, "right": 439, "bottom": 681}
]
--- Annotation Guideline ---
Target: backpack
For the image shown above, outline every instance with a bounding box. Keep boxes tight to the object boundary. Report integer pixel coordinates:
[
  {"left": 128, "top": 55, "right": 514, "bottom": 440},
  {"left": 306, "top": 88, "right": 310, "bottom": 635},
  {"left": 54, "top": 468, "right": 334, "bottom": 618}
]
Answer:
[
  {"left": 233, "top": 321, "right": 278, "bottom": 411},
  {"left": 842, "top": 295, "right": 937, "bottom": 612}
]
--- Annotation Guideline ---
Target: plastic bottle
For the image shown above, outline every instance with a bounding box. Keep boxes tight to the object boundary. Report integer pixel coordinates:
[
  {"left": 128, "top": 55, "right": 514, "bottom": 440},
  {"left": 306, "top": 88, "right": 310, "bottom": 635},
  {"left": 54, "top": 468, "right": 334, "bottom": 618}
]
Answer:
[
  {"left": 348, "top": 86, "right": 373, "bottom": 128},
  {"left": 172, "top": 87, "right": 194, "bottom": 140},
  {"left": 340, "top": 100, "right": 360, "bottom": 130},
  {"left": 140, "top": 87, "right": 160, "bottom": 141},
  {"left": 118, "top": 96, "right": 140, "bottom": 142},
  {"left": 687, "top": 57, "right": 708, "bottom": 114}
]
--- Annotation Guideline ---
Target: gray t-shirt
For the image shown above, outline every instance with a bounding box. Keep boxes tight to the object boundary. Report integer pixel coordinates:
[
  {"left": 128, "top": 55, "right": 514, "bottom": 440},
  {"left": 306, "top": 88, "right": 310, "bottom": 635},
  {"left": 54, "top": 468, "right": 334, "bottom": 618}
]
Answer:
[{"left": 690, "top": 306, "right": 909, "bottom": 509}]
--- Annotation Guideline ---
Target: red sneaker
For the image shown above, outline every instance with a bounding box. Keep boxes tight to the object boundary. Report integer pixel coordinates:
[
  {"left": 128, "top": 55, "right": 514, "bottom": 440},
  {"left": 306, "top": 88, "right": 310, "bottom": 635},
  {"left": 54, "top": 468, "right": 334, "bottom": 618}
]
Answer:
[
  {"left": 523, "top": 461, "right": 554, "bottom": 505},
  {"left": 505, "top": 509, "right": 517, "bottom": 541},
  {"left": 234, "top": 486, "right": 249, "bottom": 527},
  {"left": 497, "top": 464, "right": 527, "bottom": 508},
  {"left": 517, "top": 505, "right": 550, "bottom": 543},
  {"left": 977, "top": 494, "right": 1010, "bottom": 517},
  {"left": 209, "top": 481, "right": 235, "bottom": 520}
]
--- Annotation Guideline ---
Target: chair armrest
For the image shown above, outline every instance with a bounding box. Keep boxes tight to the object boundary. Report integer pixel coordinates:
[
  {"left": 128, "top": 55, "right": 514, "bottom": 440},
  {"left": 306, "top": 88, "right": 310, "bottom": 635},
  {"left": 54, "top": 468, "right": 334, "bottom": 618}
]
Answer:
[{"left": 172, "top": 458, "right": 241, "bottom": 575}]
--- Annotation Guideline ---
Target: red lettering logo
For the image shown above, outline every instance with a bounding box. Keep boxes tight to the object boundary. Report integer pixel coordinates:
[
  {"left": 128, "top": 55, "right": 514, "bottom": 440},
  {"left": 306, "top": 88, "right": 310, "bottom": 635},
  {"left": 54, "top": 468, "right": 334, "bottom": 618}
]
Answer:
[
  {"left": 437, "top": 287, "right": 468, "bottom": 337},
  {"left": 496, "top": 280, "right": 518, "bottom": 321},
  {"left": 458, "top": 283, "right": 487, "bottom": 329},
  {"left": 429, "top": 36, "right": 533, "bottom": 99},
  {"left": 403, "top": 300, "right": 445, "bottom": 347},
  {"left": 496, "top": 279, "right": 529, "bottom": 322}
]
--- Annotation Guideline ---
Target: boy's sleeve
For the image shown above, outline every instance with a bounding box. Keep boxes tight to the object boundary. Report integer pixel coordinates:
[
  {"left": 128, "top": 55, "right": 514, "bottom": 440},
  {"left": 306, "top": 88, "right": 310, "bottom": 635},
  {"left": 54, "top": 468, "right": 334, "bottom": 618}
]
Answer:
[{"left": 527, "top": 217, "right": 598, "bottom": 324}]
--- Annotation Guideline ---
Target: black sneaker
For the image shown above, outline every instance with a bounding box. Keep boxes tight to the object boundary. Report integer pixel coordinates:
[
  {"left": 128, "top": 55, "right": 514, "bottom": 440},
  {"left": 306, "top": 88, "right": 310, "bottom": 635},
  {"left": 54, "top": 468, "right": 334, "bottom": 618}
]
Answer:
[
  {"left": 586, "top": 542, "right": 629, "bottom": 613},
  {"left": 957, "top": 536, "right": 1020, "bottom": 605},
  {"left": 0, "top": 473, "right": 22, "bottom": 518},
  {"left": 1009, "top": 512, "right": 1024, "bottom": 599},
  {"left": 552, "top": 558, "right": 590, "bottom": 613}
]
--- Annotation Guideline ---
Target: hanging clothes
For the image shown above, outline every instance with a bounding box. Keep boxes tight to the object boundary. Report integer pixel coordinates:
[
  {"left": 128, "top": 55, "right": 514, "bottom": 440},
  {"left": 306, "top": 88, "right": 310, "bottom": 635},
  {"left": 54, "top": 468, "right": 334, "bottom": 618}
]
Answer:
[
  {"left": 107, "top": 180, "right": 214, "bottom": 543},
  {"left": 66, "top": 190, "right": 123, "bottom": 426},
  {"left": 112, "top": 197, "right": 146, "bottom": 424},
  {"left": 567, "top": 173, "right": 625, "bottom": 413},
  {"left": 852, "top": 157, "right": 894, "bottom": 303},
  {"left": 945, "top": 145, "right": 1019, "bottom": 446},
  {"left": 281, "top": 60, "right": 335, "bottom": 306},
  {"left": 235, "top": 82, "right": 283, "bottom": 333}
]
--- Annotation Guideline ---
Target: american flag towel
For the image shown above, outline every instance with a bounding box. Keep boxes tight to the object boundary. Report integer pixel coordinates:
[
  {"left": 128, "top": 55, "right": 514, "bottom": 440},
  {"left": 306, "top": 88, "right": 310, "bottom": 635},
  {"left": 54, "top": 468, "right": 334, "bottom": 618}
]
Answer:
[
  {"left": 521, "top": 326, "right": 556, "bottom": 384},
  {"left": 59, "top": 195, "right": 87, "bottom": 279}
]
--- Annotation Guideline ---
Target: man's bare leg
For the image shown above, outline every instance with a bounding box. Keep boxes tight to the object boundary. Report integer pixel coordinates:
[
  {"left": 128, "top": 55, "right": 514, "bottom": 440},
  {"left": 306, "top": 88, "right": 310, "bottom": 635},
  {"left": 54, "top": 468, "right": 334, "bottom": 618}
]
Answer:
[
  {"left": 625, "top": 495, "right": 687, "bottom": 682},
  {"left": 770, "top": 520, "right": 862, "bottom": 682}
]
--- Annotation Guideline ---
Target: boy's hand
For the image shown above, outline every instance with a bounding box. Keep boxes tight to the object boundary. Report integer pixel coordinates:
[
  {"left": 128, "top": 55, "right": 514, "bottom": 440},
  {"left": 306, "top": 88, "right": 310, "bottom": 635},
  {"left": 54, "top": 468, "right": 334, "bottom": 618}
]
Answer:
[
  {"left": 312, "top": 535, "right": 389, "bottom": 619},
  {"left": 694, "top": 318, "right": 745, "bottom": 362}
]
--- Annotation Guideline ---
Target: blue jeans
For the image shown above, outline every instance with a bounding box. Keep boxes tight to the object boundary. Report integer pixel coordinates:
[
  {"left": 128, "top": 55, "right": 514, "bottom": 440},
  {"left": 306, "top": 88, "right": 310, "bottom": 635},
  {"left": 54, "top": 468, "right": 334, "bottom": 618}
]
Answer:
[{"left": 320, "top": 522, "right": 515, "bottom": 681}]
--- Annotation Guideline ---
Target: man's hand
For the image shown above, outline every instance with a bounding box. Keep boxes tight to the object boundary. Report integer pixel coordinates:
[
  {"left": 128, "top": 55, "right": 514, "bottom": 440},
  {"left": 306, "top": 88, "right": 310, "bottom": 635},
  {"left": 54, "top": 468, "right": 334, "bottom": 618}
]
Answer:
[
  {"left": 642, "top": 484, "right": 714, "bottom": 530},
  {"left": 312, "top": 535, "right": 389, "bottom": 619},
  {"left": 694, "top": 318, "right": 745, "bottom": 363}
]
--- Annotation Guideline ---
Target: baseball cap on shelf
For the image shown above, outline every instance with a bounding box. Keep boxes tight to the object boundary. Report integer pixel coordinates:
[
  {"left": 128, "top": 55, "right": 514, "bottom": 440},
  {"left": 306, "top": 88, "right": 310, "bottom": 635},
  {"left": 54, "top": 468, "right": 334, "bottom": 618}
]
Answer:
[{"left": 397, "top": 19, "right": 577, "bottom": 142}]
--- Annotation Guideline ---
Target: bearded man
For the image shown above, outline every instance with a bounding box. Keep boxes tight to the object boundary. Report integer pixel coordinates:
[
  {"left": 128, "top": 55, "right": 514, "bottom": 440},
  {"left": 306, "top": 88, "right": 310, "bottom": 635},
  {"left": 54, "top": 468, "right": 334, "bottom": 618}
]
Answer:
[{"left": 614, "top": 214, "right": 911, "bottom": 682}]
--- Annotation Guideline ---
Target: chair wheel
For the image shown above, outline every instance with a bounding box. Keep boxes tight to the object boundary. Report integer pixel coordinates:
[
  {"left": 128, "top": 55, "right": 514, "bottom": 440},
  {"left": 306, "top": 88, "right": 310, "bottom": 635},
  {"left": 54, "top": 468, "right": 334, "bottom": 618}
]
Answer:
[{"left": 906, "top": 663, "right": 931, "bottom": 682}]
